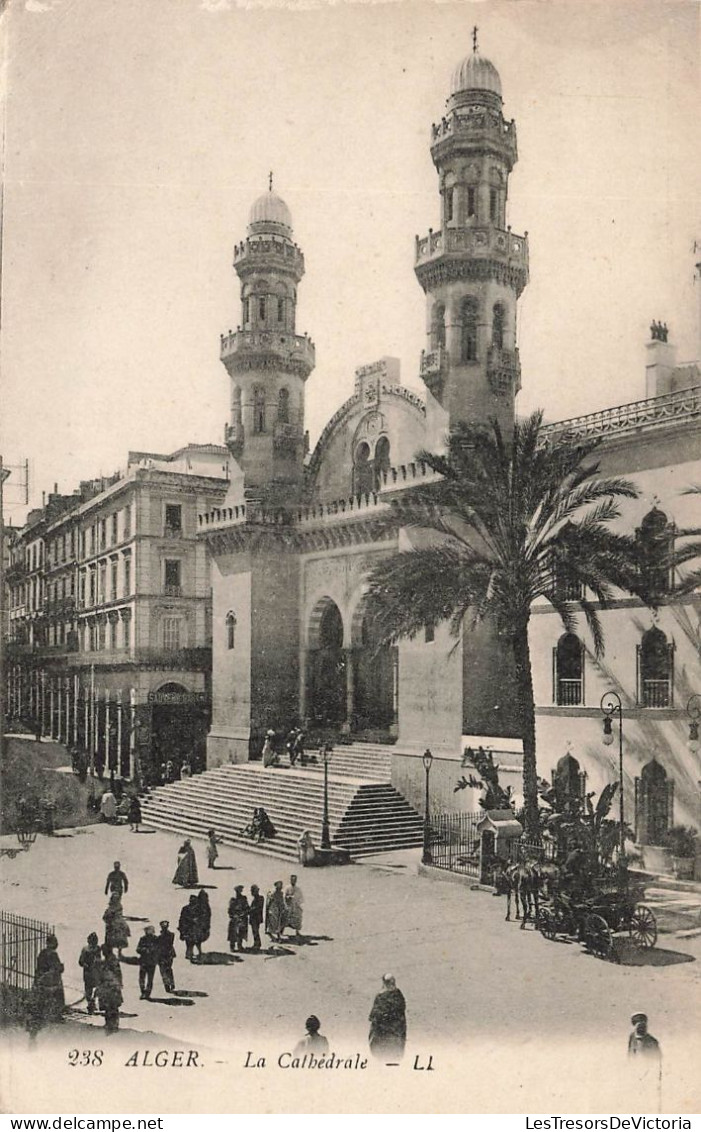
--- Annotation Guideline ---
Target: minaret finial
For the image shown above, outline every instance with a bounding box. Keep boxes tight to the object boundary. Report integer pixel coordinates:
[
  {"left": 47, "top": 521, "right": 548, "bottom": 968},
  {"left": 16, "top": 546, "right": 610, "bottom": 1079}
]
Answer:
[
  {"left": 472, "top": 26, "right": 478, "bottom": 53},
  {"left": 269, "top": 170, "right": 273, "bottom": 193}
]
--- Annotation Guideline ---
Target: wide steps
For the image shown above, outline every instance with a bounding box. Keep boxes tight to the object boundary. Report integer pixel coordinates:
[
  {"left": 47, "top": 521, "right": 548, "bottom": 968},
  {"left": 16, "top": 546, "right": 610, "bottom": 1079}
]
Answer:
[
  {"left": 140, "top": 762, "right": 423, "bottom": 860},
  {"left": 276, "top": 742, "right": 393, "bottom": 782}
]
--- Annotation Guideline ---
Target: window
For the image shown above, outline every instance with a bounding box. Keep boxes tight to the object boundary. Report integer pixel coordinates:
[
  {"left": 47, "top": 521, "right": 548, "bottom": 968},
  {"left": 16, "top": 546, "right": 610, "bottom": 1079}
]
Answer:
[
  {"left": 635, "top": 760, "right": 674, "bottom": 846},
  {"left": 374, "top": 436, "right": 391, "bottom": 491},
  {"left": 461, "top": 297, "right": 479, "bottom": 362},
  {"left": 243, "top": 297, "right": 250, "bottom": 325},
  {"left": 110, "top": 558, "right": 118, "bottom": 601},
  {"left": 80, "top": 531, "right": 86, "bottom": 559},
  {"left": 431, "top": 303, "right": 446, "bottom": 351},
  {"left": 164, "top": 504, "right": 182, "bottom": 536},
  {"left": 277, "top": 387, "right": 290, "bottom": 424},
  {"left": 638, "top": 627, "right": 673, "bottom": 708},
  {"left": 637, "top": 508, "right": 673, "bottom": 599},
  {"left": 253, "top": 387, "right": 266, "bottom": 434},
  {"left": 492, "top": 303, "right": 505, "bottom": 350},
  {"left": 111, "top": 513, "right": 118, "bottom": 544},
  {"left": 164, "top": 559, "right": 181, "bottom": 595},
  {"left": 277, "top": 297, "right": 285, "bottom": 323},
  {"left": 123, "top": 552, "right": 132, "bottom": 596},
  {"left": 467, "top": 187, "right": 476, "bottom": 218},
  {"left": 258, "top": 296, "right": 266, "bottom": 322},
  {"left": 554, "top": 633, "right": 584, "bottom": 706},
  {"left": 226, "top": 611, "right": 236, "bottom": 650},
  {"left": 100, "top": 519, "right": 107, "bottom": 550},
  {"left": 98, "top": 561, "right": 107, "bottom": 604},
  {"left": 124, "top": 506, "right": 132, "bottom": 539},
  {"left": 163, "top": 617, "right": 181, "bottom": 651},
  {"left": 109, "top": 618, "right": 118, "bottom": 651},
  {"left": 97, "top": 619, "right": 106, "bottom": 651},
  {"left": 490, "top": 187, "right": 498, "bottom": 222},
  {"left": 89, "top": 568, "right": 96, "bottom": 606},
  {"left": 445, "top": 187, "right": 453, "bottom": 223},
  {"left": 80, "top": 573, "right": 86, "bottom": 607},
  {"left": 353, "top": 442, "right": 373, "bottom": 497}
]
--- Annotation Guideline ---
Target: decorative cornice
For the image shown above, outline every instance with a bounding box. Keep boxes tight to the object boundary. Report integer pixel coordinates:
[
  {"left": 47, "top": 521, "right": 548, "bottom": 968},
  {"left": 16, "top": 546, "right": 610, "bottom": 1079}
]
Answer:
[{"left": 542, "top": 385, "right": 701, "bottom": 445}]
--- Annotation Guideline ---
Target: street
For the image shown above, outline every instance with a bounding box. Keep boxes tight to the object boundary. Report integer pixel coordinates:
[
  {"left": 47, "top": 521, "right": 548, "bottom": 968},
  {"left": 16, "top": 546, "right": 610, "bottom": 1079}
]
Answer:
[{"left": 1, "top": 818, "right": 700, "bottom": 1113}]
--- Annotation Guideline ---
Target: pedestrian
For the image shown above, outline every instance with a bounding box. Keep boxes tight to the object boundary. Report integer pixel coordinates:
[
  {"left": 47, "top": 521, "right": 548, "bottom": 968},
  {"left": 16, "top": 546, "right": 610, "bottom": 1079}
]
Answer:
[
  {"left": 159, "top": 761, "right": 167, "bottom": 785},
  {"left": 104, "top": 860, "right": 129, "bottom": 897},
  {"left": 262, "top": 730, "right": 279, "bottom": 768},
  {"left": 136, "top": 925, "right": 159, "bottom": 999},
  {"left": 249, "top": 885, "right": 265, "bottom": 951},
  {"left": 96, "top": 944, "right": 123, "bottom": 1033},
  {"left": 286, "top": 727, "right": 299, "bottom": 766},
  {"left": 297, "top": 830, "right": 316, "bottom": 867},
  {"left": 265, "top": 880, "right": 287, "bottom": 942},
  {"left": 180, "top": 758, "right": 192, "bottom": 779},
  {"left": 628, "top": 1012, "right": 662, "bottom": 1111},
  {"left": 368, "top": 973, "right": 407, "bottom": 1061},
  {"left": 178, "top": 895, "right": 201, "bottom": 961},
  {"left": 284, "top": 874, "right": 304, "bottom": 942},
  {"left": 194, "top": 888, "right": 211, "bottom": 957},
  {"left": 172, "top": 838, "right": 199, "bottom": 887},
  {"left": 128, "top": 795, "right": 142, "bottom": 832},
  {"left": 207, "top": 828, "right": 222, "bottom": 869},
  {"left": 165, "top": 759, "right": 175, "bottom": 783},
  {"left": 103, "top": 892, "right": 131, "bottom": 957},
  {"left": 32, "top": 934, "right": 66, "bottom": 1025},
  {"left": 156, "top": 920, "right": 176, "bottom": 993},
  {"left": 78, "top": 932, "right": 102, "bottom": 1015},
  {"left": 100, "top": 788, "right": 117, "bottom": 823},
  {"left": 227, "top": 885, "right": 249, "bottom": 952},
  {"left": 293, "top": 728, "right": 306, "bottom": 766},
  {"left": 293, "top": 1015, "right": 330, "bottom": 1056}
]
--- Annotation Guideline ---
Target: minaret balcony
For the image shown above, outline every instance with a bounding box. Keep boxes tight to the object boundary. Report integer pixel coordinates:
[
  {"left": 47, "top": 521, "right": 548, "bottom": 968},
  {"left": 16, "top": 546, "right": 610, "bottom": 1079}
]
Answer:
[
  {"left": 272, "top": 421, "right": 307, "bottom": 453},
  {"left": 225, "top": 421, "right": 245, "bottom": 456},
  {"left": 415, "top": 225, "right": 529, "bottom": 294},
  {"left": 431, "top": 110, "right": 517, "bottom": 165},
  {"left": 486, "top": 345, "right": 521, "bottom": 395},
  {"left": 221, "top": 330, "right": 315, "bottom": 378},
  {"left": 419, "top": 346, "right": 448, "bottom": 398},
  {"left": 233, "top": 237, "right": 305, "bottom": 279}
]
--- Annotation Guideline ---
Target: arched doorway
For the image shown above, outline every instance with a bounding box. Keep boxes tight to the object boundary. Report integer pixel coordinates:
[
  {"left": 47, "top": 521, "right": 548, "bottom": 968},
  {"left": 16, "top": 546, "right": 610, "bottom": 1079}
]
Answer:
[
  {"left": 352, "top": 597, "right": 397, "bottom": 734},
  {"left": 307, "top": 600, "right": 346, "bottom": 726},
  {"left": 150, "top": 682, "right": 209, "bottom": 776},
  {"left": 635, "top": 759, "right": 674, "bottom": 846}
]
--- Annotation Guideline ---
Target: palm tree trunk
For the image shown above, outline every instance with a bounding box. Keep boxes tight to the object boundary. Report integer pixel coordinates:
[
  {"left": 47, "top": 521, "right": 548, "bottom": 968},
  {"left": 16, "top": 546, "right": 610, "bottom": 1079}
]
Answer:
[{"left": 512, "top": 624, "right": 539, "bottom": 838}]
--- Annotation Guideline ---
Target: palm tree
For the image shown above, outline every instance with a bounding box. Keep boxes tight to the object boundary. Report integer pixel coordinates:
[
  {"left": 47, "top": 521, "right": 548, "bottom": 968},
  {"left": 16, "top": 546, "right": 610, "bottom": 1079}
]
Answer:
[{"left": 366, "top": 411, "right": 646, "bottom": 837}]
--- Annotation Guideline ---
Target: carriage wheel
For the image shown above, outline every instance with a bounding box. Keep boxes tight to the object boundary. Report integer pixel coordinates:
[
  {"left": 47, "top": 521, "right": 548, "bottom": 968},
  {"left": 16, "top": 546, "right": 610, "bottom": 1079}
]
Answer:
[
  {"left": 628, "top": 904, "right": 657, "bottom": 949},
  {"left": 584, "top": 913, "right": 614, "bottom": 961},
  {"left": 537, "top": 907, "right": 557, "bottom": 941}
]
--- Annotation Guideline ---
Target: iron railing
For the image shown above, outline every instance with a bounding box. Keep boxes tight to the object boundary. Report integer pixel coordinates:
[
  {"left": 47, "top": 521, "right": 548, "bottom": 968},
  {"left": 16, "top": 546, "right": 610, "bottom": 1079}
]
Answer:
[
  {"left": 428, "top": 812, "right": 484, "bottom": 876},
  {"left": 1, "top": 911, "right": 54, "bottom": 992}
]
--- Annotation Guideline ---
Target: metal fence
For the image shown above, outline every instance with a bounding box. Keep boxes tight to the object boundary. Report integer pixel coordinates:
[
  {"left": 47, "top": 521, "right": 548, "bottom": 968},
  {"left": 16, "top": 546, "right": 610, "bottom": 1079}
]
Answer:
[
  {"left": 428, "top": 812, "right": 484, "bottom": 876},
  {"left": 1, "top": 910, "right": 53, "bottom": 992}
]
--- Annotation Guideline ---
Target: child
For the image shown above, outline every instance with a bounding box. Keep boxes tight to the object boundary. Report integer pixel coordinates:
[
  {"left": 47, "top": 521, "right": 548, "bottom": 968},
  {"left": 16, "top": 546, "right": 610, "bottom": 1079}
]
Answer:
[{"left": 207, "top": 828, "right": 222, "bottom": 869}]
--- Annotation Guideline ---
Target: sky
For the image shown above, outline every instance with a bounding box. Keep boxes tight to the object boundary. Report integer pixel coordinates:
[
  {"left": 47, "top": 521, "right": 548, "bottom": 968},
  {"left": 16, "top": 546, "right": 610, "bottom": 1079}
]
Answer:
[{"left": 0, "top": 0, "right": 699, "bottom": 521}]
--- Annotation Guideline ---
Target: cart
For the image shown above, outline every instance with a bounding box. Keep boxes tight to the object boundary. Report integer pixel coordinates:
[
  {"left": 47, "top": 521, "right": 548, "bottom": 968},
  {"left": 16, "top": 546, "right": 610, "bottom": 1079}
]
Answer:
[{"left": 536, "top": 869, "right": 657, "bottom": 961}]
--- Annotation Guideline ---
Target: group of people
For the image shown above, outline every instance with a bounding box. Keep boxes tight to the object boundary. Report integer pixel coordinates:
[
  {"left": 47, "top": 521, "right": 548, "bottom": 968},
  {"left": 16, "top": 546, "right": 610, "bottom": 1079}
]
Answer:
[
  {"left": 261, "top": 726, "right": 314, "bottom": 769},
  {"left": 228, "top": 874, "right": 304, "bottom": 949},
  {"left": 159, "top": 758, "right": 192, "bottom": 784},
  {"left": 99, "top": 789, "right": 142, "bottom": 830}
]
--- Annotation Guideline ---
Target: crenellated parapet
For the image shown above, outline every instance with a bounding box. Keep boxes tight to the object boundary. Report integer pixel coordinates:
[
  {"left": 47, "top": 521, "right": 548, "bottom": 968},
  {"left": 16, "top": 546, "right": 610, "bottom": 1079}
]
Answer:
[
  {"left": 431, "top": 108, "right": 518, "bottom": 167},
  {"left": 233, "top": 236, "right": 305, "bottom": 282},
  {"left": 415, "top": 225, "right": 529, "bottom": 295},
  {"left": 221, "top": 330, "right": 315, "bottom": 380}
]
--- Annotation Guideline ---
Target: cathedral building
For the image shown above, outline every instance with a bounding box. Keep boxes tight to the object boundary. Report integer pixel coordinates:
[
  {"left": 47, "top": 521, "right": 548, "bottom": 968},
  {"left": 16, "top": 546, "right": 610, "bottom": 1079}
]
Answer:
[{"left": 201, "top": 43, "right": 700, "bottom": 847}]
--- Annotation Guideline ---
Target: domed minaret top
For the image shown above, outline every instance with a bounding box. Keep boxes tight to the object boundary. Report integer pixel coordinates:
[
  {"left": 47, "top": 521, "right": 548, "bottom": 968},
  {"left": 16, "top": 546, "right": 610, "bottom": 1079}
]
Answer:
[
  {"left": 448, "top": 28, "right": 502, "bottom": 108},
  {"left": 248, "top": 173, "right": 294, "bottom": 238}
]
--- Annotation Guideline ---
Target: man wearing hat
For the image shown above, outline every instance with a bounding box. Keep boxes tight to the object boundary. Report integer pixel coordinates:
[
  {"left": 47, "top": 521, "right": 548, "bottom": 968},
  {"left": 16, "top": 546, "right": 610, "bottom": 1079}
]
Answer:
[
  {"left": 628, "top": 1012, "right": 661, "bottom": 1059},
  {"left": 156, "top": 920, "right": 176, "bottom": 993},
  {"left": 228, "top": 885, "right": 250, "bottom": 952},
  {"left": 628, "top": 1013, "right": 662, "bottom": 1111},
  {"left": 136, "top": 925, "right": 159, "bottom": 999},
  {"left": 293, "top": 1016, "right": 330, "bottom": 1055}
]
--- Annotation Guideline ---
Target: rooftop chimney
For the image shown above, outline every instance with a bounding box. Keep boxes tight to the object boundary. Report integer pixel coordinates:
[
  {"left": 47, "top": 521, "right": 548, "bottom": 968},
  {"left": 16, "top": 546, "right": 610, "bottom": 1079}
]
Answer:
[{"left": 645, "top": 320, "right": 676, "bottom": 398}]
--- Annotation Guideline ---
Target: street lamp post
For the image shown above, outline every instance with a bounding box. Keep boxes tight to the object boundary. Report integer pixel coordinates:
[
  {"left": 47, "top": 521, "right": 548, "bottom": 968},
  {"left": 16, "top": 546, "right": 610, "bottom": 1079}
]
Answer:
[
  {"left": 601, "top": 690, "right": 626, "bottom": 862},
  {"left": 422, "top": 748, "right": 434, "bottom": 865},
  {"left": 321, "top": 743, "right": 333, "bottom": 851},
  {"left": 687, "top": 694, "right": 700, "bottom": 755}
]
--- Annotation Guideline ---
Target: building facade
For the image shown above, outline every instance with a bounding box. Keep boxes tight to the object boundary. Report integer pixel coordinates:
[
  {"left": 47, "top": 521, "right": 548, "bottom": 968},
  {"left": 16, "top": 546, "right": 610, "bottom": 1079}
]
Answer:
[
  {"left": 5, "top": 446, "right": 229, "bottom": 781},
  {"left": 201, "top": 43, "right": 701, "bottom": 843}
]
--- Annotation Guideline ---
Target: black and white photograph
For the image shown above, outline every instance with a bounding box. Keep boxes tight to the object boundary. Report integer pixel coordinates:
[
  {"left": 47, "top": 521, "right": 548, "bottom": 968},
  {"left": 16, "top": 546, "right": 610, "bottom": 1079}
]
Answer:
[{"left": 0, "top": 0, "right": 699, "bottom": 1116}]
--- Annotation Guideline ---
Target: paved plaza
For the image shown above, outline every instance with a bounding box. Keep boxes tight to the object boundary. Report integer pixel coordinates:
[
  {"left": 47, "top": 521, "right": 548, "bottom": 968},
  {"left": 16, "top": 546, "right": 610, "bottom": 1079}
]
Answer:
[{"left": 1, "top": 810, "right": 701, "bottom": 1113}]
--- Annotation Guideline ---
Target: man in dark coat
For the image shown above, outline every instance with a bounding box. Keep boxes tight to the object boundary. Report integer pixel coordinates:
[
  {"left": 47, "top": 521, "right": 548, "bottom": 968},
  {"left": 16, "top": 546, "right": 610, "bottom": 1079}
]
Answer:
[
  {"left": 249, "top": 885, "right": 265, "bottom": 951},
  {"left": 228, "top": 886, "right": 249, "bottom": 952},
  {"left": 96, "top": 944, "right": 123, "bottom": 1033},
  {"left": 78, "top": 932, "right": 102, "bottom": 1014},
  {"left": 104, "top": 861, "right": 129, "bottom": 897},
  {"left": 178, "top": 895, "right": 200, "bottom": 961},
  {"left": 28, "top": 935, "right": 65, "bottom": 1035},
  {"left": 136, "top": 925, "right": 159, "bottom": 999},
  {"left": 156, "top": 920, "right": 176, "bottom": 993},
  {"left": 368, "top": 973, "right": 407, "bottom": 1061}
]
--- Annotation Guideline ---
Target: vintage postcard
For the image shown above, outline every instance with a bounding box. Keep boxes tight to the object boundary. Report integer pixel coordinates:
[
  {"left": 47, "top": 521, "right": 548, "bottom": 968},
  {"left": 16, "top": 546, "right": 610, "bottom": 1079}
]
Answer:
[{"left": 1, "top": 0, "right": 700, "bottom": 1117}]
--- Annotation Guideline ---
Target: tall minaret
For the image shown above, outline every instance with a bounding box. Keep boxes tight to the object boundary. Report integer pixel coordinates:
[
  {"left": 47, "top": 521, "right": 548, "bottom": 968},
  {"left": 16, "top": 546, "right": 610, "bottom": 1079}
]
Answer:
[
  {"left": 221, "top": 181, "right": 315, "bottom": 501},
  {"left": 415, "top": 33, "right": 529, "bottom": 440}
]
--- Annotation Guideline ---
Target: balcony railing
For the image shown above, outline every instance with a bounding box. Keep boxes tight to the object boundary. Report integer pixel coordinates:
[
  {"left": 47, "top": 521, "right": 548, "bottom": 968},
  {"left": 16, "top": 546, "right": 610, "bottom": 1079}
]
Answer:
[
  {"left": 431, "top": 109, "right": 517, "bottom": 157},
  {"left": 419, "top": 347, "right": 447, "bottom": 397},
  {"left": 164, "top": 584, "right": 183, "bottom": 598},
  {"left": 486, "top": 345, "right": 521, "bottom": 395},
  {"left": 544, "top": 385, "right": 701, "bottom": 444},
  {"left": 556, "top": 679, "right": 583, "bottom": 707},
  {"left": 415, "top": 225, "right": 529, "bottom": 272},
  {"left": 640, "top": 679, "right": 671, "bottom": 708},
  {"left": 220, "top": 330, "right": 315, "bottom": 376},
  {"left": 163, "top": 525, "right": 183, "bottom": 539}
]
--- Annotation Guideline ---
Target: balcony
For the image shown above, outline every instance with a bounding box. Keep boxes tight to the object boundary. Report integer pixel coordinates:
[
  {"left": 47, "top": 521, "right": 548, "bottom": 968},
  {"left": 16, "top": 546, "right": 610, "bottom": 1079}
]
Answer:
[
  {"left": 431, "top": 109, "right": 517, "bottom": 165},
  {"left": 419, "top": 347, "right": 448, "bottom": 398},
  {"left": 220, "top": 330, "right": 315, "bottom": 379},
  {"left": 556, "top": 679, "right": 583, "bottom": 707},
  {"left": 163, "top": 525, "right": 183, "bottom": 540},
  {"left": 640, "top": 679, "right": 671, "bottom": 709},
  {"left": 134, "top": 646, "right": 211, "bottom": 671},
  {"left": 233, "top": 236, "right": 304, "bottom": 277},
  {"left": 164, "top": 584, "right": 183, "bottom": 598},
  {"left": 415, "top": 226, "right": 529, "bottom": 295},
  {"left": 486, "top": 345, "right": 521, "bottom": 396},
  {"left": 225, "top": 421, "right": 245, "bottom": 456},
  {"left": 543, "top": 385, "right": 701, "bottom": 445},
  {"left": 272, "top": 420, "right": 305, "bottom": 452}
]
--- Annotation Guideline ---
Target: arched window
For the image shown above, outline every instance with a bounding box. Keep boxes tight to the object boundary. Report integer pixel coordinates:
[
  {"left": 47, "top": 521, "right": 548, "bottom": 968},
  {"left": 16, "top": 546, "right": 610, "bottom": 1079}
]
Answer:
[
  {"left": 635, "top": 759, "right": 674, "bottom": 845},
  {"left": 258, "top": 296, "right": 266, "bottom": 323},
  {"left": 226, "top": 611, "right": 236, "bottom": 651},
  {"left": 554, "top": 633, "right": 584, "bottom": 705},
  {"left": 637, "top": 508, "right": 673, "bottom": 598},
  {"left": 490, "top": 187, "right": 499, "bottom": 222},
  {"left": 467, "top": 186, "right": 477, "bottom": 218},
  {"left": 277, "top": 297, "right": 285, "bottom": 324},
  {"left": 431, "top": 303, "right": 446, "bottom": 351},
  {"left": 354, "top": 442, "right": 374, "bottom": 497},
  {"left": 492, "top": 303, "right": 505, "bottom": 350},
  {"left": 552, "top": 752, "right": 586, "bottom": 808},
  {"left": 461, "top": 297, "right": 478, "bottom": 362},
  {"left": 638, "top": 626, "right": 673, "bottom": 707},
  {"left": 253, "top": 387, "right": 266, "bottom": 434},
  {"left": 373, "top": 436, "right": 391, "bottom": 490},
  {"left": 242, "top": 297, "right": 250, "bottom": 326},
  {"left": 277, "top": 387, "right": 290, "bottom": 424},
  {"left": 445, "top": 187, "right": 454, "bottom": 224}
]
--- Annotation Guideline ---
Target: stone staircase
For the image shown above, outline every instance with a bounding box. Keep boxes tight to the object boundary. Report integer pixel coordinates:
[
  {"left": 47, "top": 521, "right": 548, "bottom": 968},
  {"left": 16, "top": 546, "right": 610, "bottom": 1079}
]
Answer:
[
  {"left": 278, "top": 742, "right": 394, "bottom": 782},
  {"left": 139, "top": 761, "right": 423, "bottom": 861}
]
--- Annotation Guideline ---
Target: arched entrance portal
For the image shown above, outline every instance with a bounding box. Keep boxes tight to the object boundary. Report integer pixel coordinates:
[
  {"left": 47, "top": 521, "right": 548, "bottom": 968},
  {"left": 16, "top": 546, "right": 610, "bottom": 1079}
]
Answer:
[
  {"left": 307, "top": 600, "right": 346, "bottom": 726},
  {"left": 352, "top": 598, "right": 397, "bottom": 734},
  {"left": 150, "top": 682, "right": 209, "bottom": 777}
]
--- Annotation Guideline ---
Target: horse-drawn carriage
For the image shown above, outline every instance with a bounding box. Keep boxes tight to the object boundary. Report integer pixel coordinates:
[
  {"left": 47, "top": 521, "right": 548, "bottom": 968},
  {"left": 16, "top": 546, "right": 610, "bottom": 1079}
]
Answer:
[{"left": 536, "top": 865, "right": 657, "bottom": 961}]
